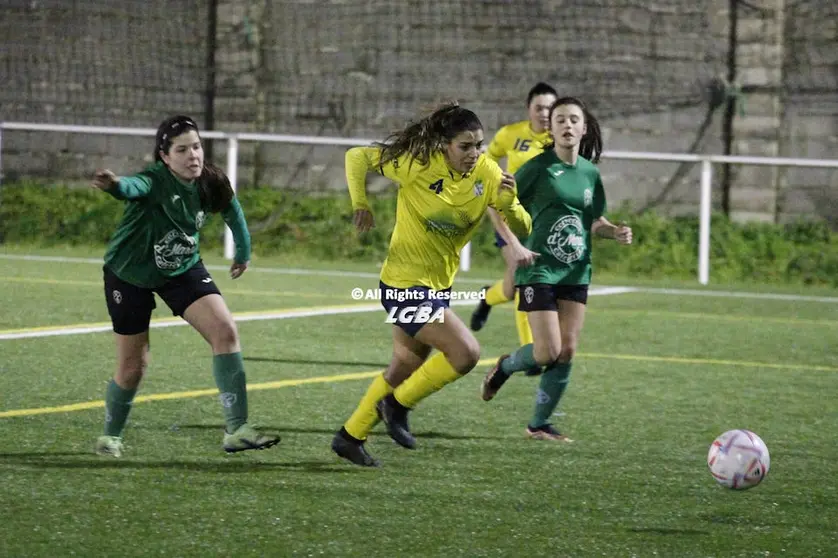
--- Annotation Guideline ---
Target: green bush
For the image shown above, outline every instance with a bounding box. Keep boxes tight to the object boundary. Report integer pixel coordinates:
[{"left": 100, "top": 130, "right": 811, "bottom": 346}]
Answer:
[{"left": 2, "top": 182, "right": 837, "bottom": 286}]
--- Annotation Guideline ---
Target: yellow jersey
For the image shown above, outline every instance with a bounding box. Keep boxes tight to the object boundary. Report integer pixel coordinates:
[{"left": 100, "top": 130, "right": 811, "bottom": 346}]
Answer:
[
  {"left": 486, "top": 120, "right": 552, "bottom": 174},
  {"left": 346, "top": 146, "right": 531, "bottom": 290}
]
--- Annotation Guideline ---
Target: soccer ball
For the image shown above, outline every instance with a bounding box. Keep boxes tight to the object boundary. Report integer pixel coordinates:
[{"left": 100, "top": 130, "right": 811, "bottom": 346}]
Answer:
[{"left": 707, "top": 429, "right": 770, "bottom": 490}]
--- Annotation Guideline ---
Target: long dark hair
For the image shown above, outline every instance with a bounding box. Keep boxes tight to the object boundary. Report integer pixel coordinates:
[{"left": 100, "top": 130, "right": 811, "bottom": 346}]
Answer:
[
  {"left": 197, "top": 162, "right": 234, "bottom": 213},
  {"left": 375, "top": 102, "right": 483, "bottom": 168},
  {"left": 544, "top": 97, "right": 603, "bottom": 163}
]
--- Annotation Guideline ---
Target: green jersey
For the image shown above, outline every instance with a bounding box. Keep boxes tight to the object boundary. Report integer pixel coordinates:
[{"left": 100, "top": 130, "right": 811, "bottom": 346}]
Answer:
[
  {"left": 103, "top": 161, "right": 250, "bottom": 288},
  {"left": 513, "top": 150, "right": 606, "bottom": 286}
]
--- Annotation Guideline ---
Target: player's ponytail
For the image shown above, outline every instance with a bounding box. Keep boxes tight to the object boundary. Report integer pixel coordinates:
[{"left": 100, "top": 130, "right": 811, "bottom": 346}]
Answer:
[
  {"left": 197, "top": 162, "right": 234, "bottom": 213},
  {"left": 544, "top": 97, "right": 603, "bottom": 164},
  {"left": 376, "top": 102, "right": 483, "bottom": 168}
]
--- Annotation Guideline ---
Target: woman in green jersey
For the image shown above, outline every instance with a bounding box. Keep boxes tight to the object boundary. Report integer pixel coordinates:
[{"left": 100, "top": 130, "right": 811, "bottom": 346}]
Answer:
[
  {"left": 480, "top": 97, "right": 632, "bottom": 442},
  {"left": 91, "top": 115, "right": 280, "bottom": 457}
]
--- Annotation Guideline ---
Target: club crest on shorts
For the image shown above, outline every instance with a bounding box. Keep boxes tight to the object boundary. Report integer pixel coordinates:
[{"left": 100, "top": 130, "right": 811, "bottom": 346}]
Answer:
[
  {"left": 524, "top": 286, "right": 534, "bottom": 304},
  {"left": 112, "top": 290, "right": 122, "bottom": 304}
]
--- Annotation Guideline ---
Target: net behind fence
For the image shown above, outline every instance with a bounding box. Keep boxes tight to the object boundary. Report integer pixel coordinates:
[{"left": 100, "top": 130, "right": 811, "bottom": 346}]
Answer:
[
  {"left": 0, "top": 0, "right": 209, "bottom": 126},
  {"left": 2, "top": 0, "right": 728, "bottom": 133},
  {"left": 1, "top": 0, "right": 836, "bottom": 223}
]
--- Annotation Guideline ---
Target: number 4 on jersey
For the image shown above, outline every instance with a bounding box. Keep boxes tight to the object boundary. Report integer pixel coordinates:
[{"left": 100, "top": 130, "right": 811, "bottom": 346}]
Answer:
[{"left": 428, "top": 179, "right": 443, "bottom": 195}]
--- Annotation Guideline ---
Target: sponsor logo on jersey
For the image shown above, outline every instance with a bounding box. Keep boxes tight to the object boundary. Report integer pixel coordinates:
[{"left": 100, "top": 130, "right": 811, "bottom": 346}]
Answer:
[
  {"left": 546, "top": 215, "right": 585, "bottom": 264},
  {"left": 154, "top": 229, "right": 197, "bottom": 270}
]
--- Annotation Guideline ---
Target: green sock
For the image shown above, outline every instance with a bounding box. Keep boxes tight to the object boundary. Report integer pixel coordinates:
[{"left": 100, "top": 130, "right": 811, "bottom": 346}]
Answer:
[
  {"left": 500, "top": 344, "right": 538, "bottom": 375},
  {"left": 529, "top": 360, "right": 572, "bottom": 428},
  {"left": 213, "top": 352, "right": 249, "bottom": 433},
  {"left": 104, "top": 379, "right": 137, "bottom": 437}
]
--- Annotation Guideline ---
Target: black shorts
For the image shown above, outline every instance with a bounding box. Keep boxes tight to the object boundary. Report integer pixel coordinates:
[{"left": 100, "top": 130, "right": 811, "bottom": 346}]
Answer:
[
  {"left": 517, "top": 283, "right": 589, "bottom": 312},
  {"left": 379, "top": 281, "right": 451, "bottom": 337},
  {"left": 103, "top": 261, "right": 221, "bottom": 335}
]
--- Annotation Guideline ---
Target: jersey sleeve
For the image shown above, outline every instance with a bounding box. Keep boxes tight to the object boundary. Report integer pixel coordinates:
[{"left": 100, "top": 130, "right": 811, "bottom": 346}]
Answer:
[
  {"left": 486, "top": 126, "right": 509, "bottom": 163},
  {"left": 513, "top": 158, "right": 540, "bottom": 209},
  {"left": 345, "top": 146, "right": 416, "bottom": 210},
  {"left": 220, "top": 197, "right": 251, "bottom": 264},
  {"left": 108, "top": 173, "right": 153, "bottom": 200},
  {"left": 593, "top": 169, "right": 607, "bottom": 220},
  {"left": 484, "top": 157, "right": 532, "bottom": 239}
]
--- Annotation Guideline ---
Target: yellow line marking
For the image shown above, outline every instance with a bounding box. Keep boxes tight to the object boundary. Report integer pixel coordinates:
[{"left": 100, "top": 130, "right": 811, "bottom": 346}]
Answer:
[
  {"left": 579, "top": 352, "right": 838, "bottom": 373},
  {"left": 2, "top": 354, "right": 835, "bottom": 419},
  {"left": 0, "top": 370, "right": 386, "bottom": 418}
]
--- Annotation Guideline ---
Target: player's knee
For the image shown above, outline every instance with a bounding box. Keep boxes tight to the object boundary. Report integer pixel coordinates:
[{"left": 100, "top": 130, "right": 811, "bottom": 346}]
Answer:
[
  {"left": 534, "top": 343, "right": 562, "bottom": 366},
  {"left": 558, "top": 339, "right": 577, "bottom": 363},
  {"left": 210, "top": 319, "right": 240, "bottom": 352},
  {"left": 447, "top": 339, "right": 480, "bottom": 374},
  {"left": 117, "top": 355, "right": 147, "bottom": 389}
]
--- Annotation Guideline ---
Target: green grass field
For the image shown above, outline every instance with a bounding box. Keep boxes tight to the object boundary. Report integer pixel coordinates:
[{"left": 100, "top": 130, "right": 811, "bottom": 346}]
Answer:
[{"left": 1, "top": 247, "right": 836, "bottom": 557}]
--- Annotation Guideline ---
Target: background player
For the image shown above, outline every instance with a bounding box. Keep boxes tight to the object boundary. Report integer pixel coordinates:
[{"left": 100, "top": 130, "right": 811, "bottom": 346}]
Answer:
[{"left": 470, "top": 83, "right": 558, "bottom": 373}]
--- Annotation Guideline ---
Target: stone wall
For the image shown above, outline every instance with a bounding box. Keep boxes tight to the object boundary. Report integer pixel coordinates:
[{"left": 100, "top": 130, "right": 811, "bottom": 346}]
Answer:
[{"left": 1, "top": 0, "right": 836, "bottom": 225}]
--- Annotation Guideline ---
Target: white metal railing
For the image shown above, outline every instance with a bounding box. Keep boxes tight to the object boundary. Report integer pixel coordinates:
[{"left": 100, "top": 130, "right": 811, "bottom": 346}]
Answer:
[{"left": 2, "top": 121, "right": 838, "bottom": 285}]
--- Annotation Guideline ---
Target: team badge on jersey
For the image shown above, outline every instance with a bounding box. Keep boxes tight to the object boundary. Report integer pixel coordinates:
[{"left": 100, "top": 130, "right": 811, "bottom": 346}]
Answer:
[
  {"left": 584, "top": 189, "right": 593, "bottom": 208},
  {"left": 195, "top": 210, "right": 206, "bottom": 229},
  {"left": 473, "top": 180, "right": 484, "bottom": 197}
]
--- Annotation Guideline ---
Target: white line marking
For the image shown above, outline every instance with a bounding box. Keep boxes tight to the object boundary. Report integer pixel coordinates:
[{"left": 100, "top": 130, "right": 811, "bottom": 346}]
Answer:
[
  {"left": 0, "top": 287, "right": 626, "bottom": 341},
  {"left": 2, "top": 254, "right": 836, "bottom": 302},
  {"left": 635, "top": 287, "right": 838, "bottom": 304}
]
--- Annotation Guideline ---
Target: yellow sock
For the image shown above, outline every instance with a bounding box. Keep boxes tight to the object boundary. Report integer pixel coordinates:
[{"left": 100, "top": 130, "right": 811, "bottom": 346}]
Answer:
[
  {"left": 484, "top": 280, "right": 511, "bottom": 306},
  {"left": 344, "top": 373, "right": 393, "bottom": 441},
  {"left": 514, "top": 291, "right": 534, "bottom": 346},
  {"left": 393, "top": 353, "right": 462, "bottom": 408}
]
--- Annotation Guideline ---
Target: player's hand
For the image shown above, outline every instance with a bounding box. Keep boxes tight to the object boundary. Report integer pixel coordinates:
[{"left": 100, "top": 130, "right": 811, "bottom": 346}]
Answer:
[
  {"left": 230, "top": 261, "right": 248, "bottom": 279},
  {"left": 615, "top": 222, "right": 633, "bottom": 245},
  {"left": 499, "top": 171, "right": 516, "bottom": 192},
  {"left": 92, "top": 169, "right": 119, "bottom": 191},
  {"left": 353, "top": 209, "right": 375, "bottom": 233},
  {"left": 496, "top": 171, "right": 517, "bottom": 209},
  {"left": 508, "top": 243, "right": 540, "bottom": 267}
]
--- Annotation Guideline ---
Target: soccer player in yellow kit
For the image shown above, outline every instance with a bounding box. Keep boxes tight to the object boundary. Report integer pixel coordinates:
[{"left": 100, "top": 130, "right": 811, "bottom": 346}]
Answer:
[
  {"left": 470, "top": 83, "right": 558, "bottom": 371},
  {"left": 331, "top": 103, "right": 532, "bottom": 467}
]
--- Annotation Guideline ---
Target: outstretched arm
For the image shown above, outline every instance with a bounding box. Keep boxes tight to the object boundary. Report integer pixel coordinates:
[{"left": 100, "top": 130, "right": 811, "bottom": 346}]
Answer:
[{"left": 91, "top": 169, "right": 152, "bottom": 200}]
